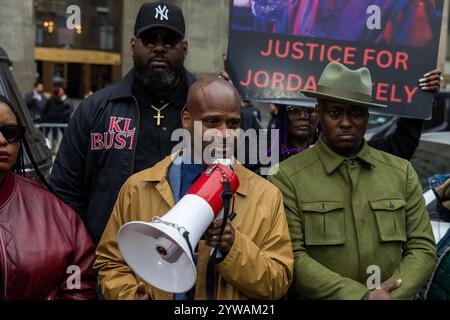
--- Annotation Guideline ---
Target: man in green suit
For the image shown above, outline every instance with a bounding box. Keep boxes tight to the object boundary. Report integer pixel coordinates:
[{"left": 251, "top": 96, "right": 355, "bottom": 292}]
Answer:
[{"left": 269, "top": 61, "right": 436, "bottom": 300}]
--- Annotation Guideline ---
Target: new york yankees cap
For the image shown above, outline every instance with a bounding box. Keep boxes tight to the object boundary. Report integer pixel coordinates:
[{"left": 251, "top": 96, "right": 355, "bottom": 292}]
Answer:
[{"left": 134, "top": 2, "right": 185, "bottom": 38}]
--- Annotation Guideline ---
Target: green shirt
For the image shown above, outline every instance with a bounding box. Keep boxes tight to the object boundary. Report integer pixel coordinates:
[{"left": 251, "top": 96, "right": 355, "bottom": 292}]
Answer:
[{"left": 269, "top": 136, "right": 436, "bottom": 300}]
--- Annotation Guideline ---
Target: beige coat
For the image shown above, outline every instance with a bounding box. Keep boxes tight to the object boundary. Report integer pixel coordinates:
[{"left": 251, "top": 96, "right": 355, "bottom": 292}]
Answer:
[{"left": 94, "top": 155, "right": 293, "bottom": 300}]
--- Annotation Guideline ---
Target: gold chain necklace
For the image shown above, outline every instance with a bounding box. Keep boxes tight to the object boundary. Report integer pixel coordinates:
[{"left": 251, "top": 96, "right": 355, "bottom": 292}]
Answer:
[{"left": 149, "top": 102, "right": 170, "bottom": 126}]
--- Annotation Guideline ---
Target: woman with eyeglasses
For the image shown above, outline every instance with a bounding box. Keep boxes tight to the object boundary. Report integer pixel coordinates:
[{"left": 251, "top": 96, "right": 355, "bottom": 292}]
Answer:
[
  {"left": 0, "top": 96, "right": 96, "bottom": 300},
  {"left": 274, "top": 102, "right": 319, "bottom": 161}
]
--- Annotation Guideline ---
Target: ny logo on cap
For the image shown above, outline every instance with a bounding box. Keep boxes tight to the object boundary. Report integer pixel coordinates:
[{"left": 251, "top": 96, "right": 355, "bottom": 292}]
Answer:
[{"left": 155, "top": 5, "right": 169, "bottom": 21}]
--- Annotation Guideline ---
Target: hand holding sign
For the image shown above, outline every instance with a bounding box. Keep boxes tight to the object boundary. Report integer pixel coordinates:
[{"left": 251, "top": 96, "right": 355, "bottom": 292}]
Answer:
[
  {"left": 228, "top": 0, "right": 444, "bottom": 119},
  {"left": 419, "top": 69, "right": 442, "bottom": 93}
]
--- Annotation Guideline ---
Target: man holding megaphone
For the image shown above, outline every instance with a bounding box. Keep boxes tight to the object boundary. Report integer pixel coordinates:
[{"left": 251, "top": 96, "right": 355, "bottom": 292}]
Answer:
[{"left": 94, "top": 77, "right": 294, "bottom": 300}]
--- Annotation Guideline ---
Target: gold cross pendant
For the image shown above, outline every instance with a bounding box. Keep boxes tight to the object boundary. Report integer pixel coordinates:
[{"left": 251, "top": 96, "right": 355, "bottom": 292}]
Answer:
[
  {"left": 149, "top": 102, "right": 169, "bottom": 126},
  {"left": 154, "top": 110, "right": 165, "bottom": 126}
]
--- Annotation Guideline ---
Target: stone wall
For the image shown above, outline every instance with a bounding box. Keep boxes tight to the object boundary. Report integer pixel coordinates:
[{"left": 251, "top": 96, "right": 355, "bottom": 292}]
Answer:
[{"left": 0, "top": 0, "right": 36, "bottom": 94}]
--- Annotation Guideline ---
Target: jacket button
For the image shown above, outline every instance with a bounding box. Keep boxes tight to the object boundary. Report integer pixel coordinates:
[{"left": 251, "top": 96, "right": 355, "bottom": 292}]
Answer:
[{"left": 388, "top": 201, "right": 395, "bottom": 209}]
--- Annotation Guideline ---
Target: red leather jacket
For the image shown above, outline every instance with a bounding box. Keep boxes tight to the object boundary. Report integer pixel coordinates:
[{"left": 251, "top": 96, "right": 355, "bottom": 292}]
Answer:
[{"left": 0, "top": 171, "right": 97, "bottom": 299}]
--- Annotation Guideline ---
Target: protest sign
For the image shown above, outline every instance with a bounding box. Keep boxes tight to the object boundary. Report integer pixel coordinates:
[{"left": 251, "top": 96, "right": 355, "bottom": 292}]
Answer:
[{"left": 228, "top": 0, "right": 444, "bottom": 119}]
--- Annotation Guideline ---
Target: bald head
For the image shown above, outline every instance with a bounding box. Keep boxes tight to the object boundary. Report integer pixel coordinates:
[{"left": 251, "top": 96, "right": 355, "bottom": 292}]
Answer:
[
  {"left": 186, "top": 77, "right": 241, "bottom": 115},
  {"left": 182, "top": 77, "right": 241, "bottom": 159}
]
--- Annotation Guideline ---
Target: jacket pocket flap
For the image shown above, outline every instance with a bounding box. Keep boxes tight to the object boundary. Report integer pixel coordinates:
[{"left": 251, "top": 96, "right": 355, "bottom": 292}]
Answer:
[
  {"left": 369, "top": 199, "right": 407, "bottom": 211},
  {"left": 302, "top": 201, "right": 344, "bottom": 213}
]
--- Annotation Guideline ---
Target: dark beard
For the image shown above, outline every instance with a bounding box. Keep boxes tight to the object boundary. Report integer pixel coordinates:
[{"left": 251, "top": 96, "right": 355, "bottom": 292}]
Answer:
[{"left": 134, "top": 62, "right": 183, "bottom": 93}]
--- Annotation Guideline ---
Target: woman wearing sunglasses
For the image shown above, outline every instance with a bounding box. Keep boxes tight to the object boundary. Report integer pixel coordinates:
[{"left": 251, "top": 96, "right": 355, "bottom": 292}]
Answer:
[
  {"left": 0, "top": 96, "right": 96, "bottom": 300},
  {"left": 278, "top": 103, "right": 319, "bottom": 160}
]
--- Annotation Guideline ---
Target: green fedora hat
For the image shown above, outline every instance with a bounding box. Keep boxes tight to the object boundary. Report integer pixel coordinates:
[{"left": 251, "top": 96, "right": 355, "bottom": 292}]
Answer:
[{"left": 301, "top": 61, "right": 387, "bottom": 109}]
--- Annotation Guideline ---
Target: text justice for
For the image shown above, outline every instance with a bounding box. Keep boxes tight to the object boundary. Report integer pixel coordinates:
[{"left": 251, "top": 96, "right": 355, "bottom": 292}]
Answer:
[
  {"left": 260, "top": 39, "right": 410, "bottom": 70},
  {"left": 240, "top": 70, "right": 418, "bottom": 104}
]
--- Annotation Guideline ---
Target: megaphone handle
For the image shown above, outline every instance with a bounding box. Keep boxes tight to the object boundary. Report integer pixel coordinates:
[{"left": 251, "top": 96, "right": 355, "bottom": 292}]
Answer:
[
  {"left": 181, "top": 230, "right": 195, "bottom": 261},
  {"left": 219, "top": 181, "right": 232, "bottom": 231},
  {"left": 206, "top": 180, "right": 233, "bottom": 300},
  {"left": 210, "top": 211, "right": 237, "bottom": 259}
]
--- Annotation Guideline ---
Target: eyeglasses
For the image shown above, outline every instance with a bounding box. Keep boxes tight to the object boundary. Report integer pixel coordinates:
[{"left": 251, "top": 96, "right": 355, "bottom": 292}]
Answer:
[
  {"left": 138, "top": 32, "right": 183, "bottom": 49},
  {"left": 0, "top": 125, "right": 25, "bottom": 143},
  {"left": 286, "top": 106, "right": 317, "bottom": 119}
]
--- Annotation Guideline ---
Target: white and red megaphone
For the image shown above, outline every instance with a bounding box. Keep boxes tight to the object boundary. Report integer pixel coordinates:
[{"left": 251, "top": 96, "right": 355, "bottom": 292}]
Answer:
[{"left": 117, "top": 161, "right": 239, "bottom": 293}]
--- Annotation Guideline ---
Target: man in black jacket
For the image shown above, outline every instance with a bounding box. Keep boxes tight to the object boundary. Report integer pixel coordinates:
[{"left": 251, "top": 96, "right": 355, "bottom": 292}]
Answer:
[{"left": 50, "top": 2, "right": 196, "bottom": 244}]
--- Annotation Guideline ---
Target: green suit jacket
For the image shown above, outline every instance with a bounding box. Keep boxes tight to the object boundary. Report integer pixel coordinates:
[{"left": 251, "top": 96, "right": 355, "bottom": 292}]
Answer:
[{"left": 269, "top": 136, "right": 436, "bottom": 300}]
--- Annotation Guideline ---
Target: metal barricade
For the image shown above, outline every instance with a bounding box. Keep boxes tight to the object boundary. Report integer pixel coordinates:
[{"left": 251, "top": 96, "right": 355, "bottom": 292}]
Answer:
[{"left": 34, "top": 123, "right": 69, "bottom": 156}]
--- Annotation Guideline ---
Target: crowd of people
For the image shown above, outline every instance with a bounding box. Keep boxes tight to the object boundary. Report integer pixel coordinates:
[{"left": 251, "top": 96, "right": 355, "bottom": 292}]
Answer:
[
  {"left": 1, "top": 2, "right": 450, "bottom": 300},
  {"left": 24, "top": 82, "right": 74, "bottom": 149}
]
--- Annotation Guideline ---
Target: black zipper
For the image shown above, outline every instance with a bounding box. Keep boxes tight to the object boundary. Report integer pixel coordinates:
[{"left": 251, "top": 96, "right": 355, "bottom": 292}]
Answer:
[{"left": 130, "top": 96, "right": 141, "bottom": 174}]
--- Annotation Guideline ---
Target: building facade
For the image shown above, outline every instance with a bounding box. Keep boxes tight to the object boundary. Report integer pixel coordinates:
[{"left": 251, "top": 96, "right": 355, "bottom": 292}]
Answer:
[{"left": 0, "top": 0, "right": 230, "bottom": 98}]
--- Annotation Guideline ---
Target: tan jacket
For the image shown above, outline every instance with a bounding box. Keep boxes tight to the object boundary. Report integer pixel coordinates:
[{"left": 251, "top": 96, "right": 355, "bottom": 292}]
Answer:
[{"left": 94, "top": 156, "right": 293, "bottom": 300}]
